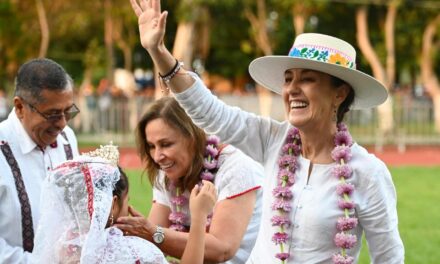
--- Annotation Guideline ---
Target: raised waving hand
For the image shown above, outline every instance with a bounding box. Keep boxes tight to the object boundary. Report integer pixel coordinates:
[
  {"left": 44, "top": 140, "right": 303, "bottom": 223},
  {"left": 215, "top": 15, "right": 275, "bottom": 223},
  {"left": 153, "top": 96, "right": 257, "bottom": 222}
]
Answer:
[
  {"left": 129, "top": 0, "right": 195, "bottom": 93},
  {"left": 129, "top": 0, "right": 167, "bottom": 51}
]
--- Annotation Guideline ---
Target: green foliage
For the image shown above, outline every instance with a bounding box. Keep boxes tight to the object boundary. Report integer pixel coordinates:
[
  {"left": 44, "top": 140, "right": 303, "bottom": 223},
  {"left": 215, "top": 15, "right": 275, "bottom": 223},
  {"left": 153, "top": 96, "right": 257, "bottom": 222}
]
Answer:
[
  {"left": 1, "top": 0, "right": 440, "bottom": 92},
  {"left": 204, "top": 1, "right": 254, "bottom": 77}
]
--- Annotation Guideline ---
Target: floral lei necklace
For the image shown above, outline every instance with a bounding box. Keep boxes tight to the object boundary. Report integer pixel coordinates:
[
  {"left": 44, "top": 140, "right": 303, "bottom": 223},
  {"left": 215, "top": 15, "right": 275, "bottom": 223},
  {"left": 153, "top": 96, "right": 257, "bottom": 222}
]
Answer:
[
  {"left": 272, "top": 123, "right": 358, "bottom": 264},
  {"left": 168, "top": 135, "right": 221, "bottom": 232}
]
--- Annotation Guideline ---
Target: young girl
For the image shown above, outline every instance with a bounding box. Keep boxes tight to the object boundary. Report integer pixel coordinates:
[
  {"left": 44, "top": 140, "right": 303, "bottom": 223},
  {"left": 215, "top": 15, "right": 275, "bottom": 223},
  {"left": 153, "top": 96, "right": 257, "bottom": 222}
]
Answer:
[{"left": 32, "top": 144, "right": 217, "bottom": 264}]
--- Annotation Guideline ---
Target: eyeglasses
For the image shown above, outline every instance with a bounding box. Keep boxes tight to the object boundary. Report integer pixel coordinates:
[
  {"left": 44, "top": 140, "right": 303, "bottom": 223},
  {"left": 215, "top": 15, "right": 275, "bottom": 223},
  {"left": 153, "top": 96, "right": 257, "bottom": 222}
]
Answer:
[{"left": 21, "top": 98, "right": 80, "bottom": 123}]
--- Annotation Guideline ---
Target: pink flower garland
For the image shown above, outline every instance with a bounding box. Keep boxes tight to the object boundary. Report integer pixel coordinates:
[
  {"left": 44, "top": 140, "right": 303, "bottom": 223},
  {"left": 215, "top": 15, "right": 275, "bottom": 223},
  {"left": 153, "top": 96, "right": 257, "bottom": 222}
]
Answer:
[
  {"left": 272, "top": 123, "right": 358, "bottom": 263},
  {"left": 331, "top": 123, "right": 358, "bottom": 264},
  {"left": 271, "top": 128, "right": 300, "bottom": 263},
  {"left": 169, "top": 135, "right": 220, "bottom": 232}
]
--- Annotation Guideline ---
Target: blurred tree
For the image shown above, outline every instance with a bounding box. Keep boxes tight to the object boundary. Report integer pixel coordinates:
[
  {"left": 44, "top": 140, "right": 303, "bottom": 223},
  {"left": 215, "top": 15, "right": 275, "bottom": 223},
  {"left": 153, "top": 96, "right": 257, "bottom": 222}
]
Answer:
[
  {"left": 35, "top": 0, "right": 49, "bottom": 57},
  {"left": 113, "top": 0, "right": 138, "bottom": 71},
  {"left": 356, "top": 1, "right": 401, "bottom": 147},
  {"left": 104, "top": 0, "right": 115, "bottom": 84},
  {"left": 420, "top": 13, "right": 440, "bottom": 132}
]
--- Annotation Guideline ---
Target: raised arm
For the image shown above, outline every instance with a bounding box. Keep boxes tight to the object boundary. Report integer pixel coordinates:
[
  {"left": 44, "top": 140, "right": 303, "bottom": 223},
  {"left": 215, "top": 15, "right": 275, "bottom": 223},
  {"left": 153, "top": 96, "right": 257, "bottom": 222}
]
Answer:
[{"left": 129, "top": 0, "right": 194, "bottom": 93}]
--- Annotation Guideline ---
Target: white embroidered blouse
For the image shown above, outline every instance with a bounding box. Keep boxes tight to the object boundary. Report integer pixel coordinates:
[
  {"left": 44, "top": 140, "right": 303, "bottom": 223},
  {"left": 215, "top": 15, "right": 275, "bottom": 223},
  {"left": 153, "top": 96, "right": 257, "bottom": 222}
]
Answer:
[{"left": 173, "top": 73, "right": 405, "bottom": 264}]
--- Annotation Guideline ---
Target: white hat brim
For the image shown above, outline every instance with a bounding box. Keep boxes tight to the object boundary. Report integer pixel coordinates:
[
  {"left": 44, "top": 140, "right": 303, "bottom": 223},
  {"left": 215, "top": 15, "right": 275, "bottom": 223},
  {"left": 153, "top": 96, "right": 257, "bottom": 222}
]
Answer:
[{"left": 249, "top": 56, "right": 388, "bottom": 109}]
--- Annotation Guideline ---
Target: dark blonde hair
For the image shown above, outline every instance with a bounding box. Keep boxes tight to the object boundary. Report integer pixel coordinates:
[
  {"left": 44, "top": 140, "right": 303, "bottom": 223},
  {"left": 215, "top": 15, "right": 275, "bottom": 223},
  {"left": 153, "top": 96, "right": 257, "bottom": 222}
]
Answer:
[{"left": 136, "top": 97, "right": 207, "bottom": 191}]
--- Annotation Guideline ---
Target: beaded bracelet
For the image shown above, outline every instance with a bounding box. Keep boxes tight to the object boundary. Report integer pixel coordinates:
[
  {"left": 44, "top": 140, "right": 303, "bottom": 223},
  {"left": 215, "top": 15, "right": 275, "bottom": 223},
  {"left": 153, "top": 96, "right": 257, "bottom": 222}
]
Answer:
[{"left": 159, "top": 59, "right": 183, "bottom": 83}]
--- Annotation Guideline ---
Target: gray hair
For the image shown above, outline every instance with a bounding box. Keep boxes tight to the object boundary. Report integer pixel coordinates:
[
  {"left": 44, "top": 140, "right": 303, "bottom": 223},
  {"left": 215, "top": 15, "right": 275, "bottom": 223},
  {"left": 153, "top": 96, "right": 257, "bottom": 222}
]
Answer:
[{"left": 14, "top": 58, "right": 73, "bottom": 104}]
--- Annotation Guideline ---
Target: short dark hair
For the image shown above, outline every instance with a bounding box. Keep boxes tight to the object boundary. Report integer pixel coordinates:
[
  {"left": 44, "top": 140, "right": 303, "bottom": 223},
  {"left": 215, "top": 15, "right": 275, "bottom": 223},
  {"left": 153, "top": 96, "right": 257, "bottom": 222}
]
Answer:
[
  {"left": 113, "top": 166, "right": 129, "bottom": 205},
  {"left": 330, "top": 76, "right": 355, "bottom": 124},
  {"left": 14, "top": 58, "right": 73, "bottom": 104}
]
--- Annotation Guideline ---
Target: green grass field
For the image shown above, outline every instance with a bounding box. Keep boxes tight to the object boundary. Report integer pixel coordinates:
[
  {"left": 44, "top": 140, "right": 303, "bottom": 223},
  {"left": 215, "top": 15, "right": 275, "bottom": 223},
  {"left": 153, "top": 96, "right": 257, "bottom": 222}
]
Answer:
[{"left": 126, "top": 166, "right": 440, "bottom": 263}]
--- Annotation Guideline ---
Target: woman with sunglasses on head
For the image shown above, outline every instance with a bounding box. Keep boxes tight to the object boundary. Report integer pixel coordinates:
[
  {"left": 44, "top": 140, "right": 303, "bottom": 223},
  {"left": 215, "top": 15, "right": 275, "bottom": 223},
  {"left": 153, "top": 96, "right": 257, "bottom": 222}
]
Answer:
[{"left": 129, "top": 0, "right": 404, "bottom": 263}]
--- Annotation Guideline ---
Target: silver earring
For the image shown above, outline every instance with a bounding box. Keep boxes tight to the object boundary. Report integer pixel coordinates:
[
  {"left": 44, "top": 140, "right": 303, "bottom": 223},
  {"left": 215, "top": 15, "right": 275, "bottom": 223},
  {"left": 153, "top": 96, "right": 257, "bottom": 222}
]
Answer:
[{"left": 333, "top": 105, "right": 337, "bottom": 122}]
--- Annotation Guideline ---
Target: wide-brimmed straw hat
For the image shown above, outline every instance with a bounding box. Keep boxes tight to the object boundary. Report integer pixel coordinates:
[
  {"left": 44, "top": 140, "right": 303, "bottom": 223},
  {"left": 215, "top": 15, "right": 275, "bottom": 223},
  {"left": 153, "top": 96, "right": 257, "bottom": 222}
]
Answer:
[{"left": 248, "top": 33, "right": 388, "bottom": 109}]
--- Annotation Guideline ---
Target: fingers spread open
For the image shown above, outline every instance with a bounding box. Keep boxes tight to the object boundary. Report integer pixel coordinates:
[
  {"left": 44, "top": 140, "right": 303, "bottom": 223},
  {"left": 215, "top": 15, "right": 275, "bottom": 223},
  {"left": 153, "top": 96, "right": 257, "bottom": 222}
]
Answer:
[
  {"left": 140, "top": 0, "right": 149, "bottom": 12},
  {"left": 159, "top": 11, "right": 168, "bottom": 29},
  {"left": 152, "top": 0, "right": 161, "bottom": 13},
  {"left": 130, "top": 0, "right": 143, "bottom": 17}
]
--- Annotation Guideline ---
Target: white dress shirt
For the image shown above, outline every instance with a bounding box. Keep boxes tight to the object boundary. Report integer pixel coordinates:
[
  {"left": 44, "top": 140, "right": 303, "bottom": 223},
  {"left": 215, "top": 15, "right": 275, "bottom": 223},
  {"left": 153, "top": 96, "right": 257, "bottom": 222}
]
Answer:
[
  {"left": 154, "top": 145, "right": 264, "bottom": 264},
  {"left": 174, "top": 73, "right": 405, "bottom": 264},
  {"left": 0, "top": 110, "right": 79, "bottom": 264}
]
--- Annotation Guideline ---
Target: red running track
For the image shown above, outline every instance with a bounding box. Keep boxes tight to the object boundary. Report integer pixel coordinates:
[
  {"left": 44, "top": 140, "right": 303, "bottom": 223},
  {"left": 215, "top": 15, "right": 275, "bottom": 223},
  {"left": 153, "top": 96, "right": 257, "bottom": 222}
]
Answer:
[{"left": 102, "top": 146, "right": 440, "bottom": 169}]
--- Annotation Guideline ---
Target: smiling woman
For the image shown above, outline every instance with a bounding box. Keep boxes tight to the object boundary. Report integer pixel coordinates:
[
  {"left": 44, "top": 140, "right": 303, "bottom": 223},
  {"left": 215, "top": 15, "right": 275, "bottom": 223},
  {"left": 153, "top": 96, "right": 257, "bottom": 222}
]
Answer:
[
  {"left": 115, "top": 96, "right": 264, "bottom": 264},
  {"left": 128, "top": 0, "right": 405, "bottom": 262}
]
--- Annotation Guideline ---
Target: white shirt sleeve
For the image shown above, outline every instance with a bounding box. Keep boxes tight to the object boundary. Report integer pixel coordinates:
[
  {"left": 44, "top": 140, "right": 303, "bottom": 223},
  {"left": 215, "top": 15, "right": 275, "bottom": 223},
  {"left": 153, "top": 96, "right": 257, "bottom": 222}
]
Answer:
[
  {"left": 174, "top": 72, "right": 285, "bottom": 164},
  {"left": 152, "top": 174, "right": 171, "bottom": 208},
  {"left": 357, "top": 163, "right": 405, "bottom": 263},
  {"left": 214, "top": 146, "right": 263, "bottom": 201},
  {"left": 0, "top": 238, "right": 32, "bottom": 264}
]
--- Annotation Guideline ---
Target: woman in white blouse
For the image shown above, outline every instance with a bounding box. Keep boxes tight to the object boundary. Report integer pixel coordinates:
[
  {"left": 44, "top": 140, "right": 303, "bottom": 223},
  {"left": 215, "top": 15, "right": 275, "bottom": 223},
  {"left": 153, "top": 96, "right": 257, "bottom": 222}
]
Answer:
[
  {"left": 116, "top": 97, "right": 263, "bottom": 264},
  {"left": 128, "top": 0, "right": 404, "bottom": 263}
]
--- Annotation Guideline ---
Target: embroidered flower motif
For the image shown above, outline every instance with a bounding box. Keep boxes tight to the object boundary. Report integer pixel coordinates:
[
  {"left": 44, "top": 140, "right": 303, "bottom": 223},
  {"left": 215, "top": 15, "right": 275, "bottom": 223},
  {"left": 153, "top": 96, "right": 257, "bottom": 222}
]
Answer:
[
  {"left": 168, "top": 135, "right": 221, "bottom": 233},
  {"left": 328, "top": 53, "right": 349, "bottom": 67}
]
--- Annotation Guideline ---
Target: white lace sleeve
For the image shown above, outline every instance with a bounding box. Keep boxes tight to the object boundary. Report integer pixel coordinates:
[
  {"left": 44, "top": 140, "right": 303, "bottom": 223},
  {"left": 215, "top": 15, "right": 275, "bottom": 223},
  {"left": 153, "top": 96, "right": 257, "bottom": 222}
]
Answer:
[
  {"left": 214, "top": 145, "right": 264, "bottom": 201},
  {"left": 100, "top": 228, "right": 168, "bottom": 264}
]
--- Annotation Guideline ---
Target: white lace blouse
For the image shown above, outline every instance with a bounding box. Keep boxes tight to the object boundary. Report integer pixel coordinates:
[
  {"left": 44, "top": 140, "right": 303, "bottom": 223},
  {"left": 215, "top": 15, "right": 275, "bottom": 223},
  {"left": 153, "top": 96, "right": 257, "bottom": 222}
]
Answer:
[{"left": 173, "top": 73, "right": 405, "bottom": 264}]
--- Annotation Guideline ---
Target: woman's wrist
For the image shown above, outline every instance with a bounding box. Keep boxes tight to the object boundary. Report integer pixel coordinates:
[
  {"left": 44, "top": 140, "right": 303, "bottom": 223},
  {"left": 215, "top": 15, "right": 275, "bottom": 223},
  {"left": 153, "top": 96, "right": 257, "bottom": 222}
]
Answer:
[
  {"left": 147, "top": 47, "right": 177, "bottom": 76},
  {"left": 191, "top": 213, "right": 209, "bottom": 224}
]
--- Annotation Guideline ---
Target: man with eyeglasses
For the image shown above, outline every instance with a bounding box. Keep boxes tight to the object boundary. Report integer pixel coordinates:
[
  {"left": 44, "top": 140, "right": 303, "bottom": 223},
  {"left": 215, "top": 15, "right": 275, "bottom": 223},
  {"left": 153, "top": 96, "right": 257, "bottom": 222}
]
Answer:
[{"left": 0, "top": 58, "right": 80, "bottom": 263}]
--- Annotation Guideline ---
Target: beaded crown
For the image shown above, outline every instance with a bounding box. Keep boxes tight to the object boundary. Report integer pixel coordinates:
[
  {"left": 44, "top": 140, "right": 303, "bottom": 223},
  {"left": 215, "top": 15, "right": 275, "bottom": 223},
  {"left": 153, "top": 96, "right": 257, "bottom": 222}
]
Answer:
[{"left": 82, "top": 142, "right": 119, "bottom": 166}]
